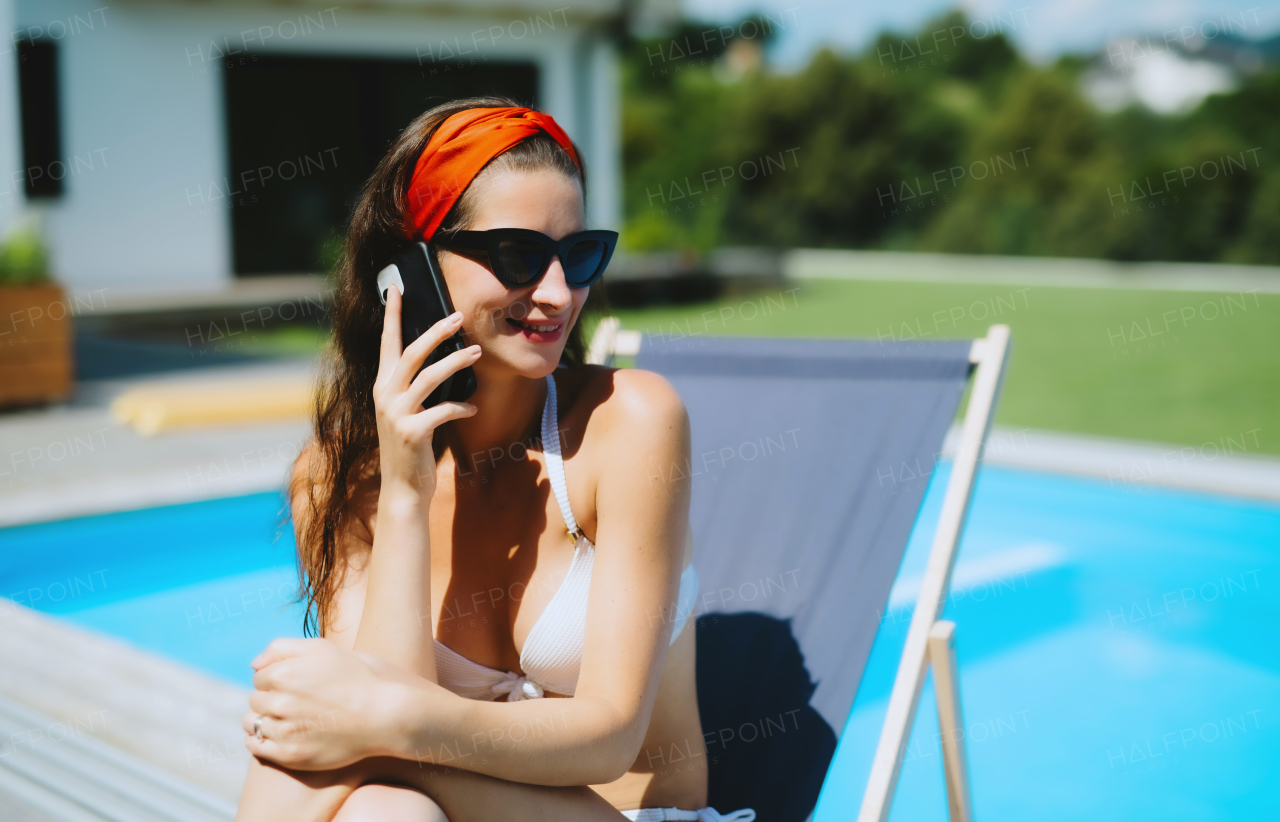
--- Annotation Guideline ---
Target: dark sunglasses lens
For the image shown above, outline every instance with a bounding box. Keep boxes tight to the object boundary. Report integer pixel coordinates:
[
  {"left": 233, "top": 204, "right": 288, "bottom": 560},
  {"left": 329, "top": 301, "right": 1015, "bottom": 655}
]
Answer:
[
  {"left": 563, "top": 240, "right": 607, "bottom": 286},
  {"left": 496, "top": 238, "right": 547, "bottom": 285}
]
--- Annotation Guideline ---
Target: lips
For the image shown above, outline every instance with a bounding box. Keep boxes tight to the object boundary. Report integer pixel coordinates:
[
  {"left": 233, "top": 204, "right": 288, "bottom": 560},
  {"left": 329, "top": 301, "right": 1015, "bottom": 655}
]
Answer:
[
  {"left": 506, "top": 317, "right": 565, "bottom": 342},
  {"left": 509, "top": 319, "right": 561, "bottom": 333}
]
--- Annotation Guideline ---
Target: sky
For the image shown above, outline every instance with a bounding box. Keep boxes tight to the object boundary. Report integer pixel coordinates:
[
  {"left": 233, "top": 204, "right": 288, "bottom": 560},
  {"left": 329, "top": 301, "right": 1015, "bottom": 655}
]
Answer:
[{"left": 681, "top": 0, "right": 1280, "bottom": 69}]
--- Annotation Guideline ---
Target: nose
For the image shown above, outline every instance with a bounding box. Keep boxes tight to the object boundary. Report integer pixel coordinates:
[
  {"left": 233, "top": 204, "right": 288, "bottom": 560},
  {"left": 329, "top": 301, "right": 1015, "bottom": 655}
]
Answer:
[{"left": 529, "top": 254, "right": 574, "bottom": 314}]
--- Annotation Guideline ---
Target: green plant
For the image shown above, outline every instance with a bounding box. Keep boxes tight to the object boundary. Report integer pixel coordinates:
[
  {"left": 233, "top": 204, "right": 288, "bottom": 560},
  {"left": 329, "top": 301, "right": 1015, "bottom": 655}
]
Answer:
[
  {"left": 620, "top": 9, "right": 1280, "bottom": 265},
  {"left": 0, "top": 227, "right": 51, "bottom": 286}
]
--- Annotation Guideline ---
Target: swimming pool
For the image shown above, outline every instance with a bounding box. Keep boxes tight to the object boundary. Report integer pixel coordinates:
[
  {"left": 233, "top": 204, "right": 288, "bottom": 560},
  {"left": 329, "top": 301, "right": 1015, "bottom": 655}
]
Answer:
[
  {"left": 2, "top": 464, "right": 1276, "bottom": 818},
  {"left": 0, "top": 492, "right": 307, "bottom": 685},
  {"left": 814, "top": 464, "right": 1280, "bottom": 821}
]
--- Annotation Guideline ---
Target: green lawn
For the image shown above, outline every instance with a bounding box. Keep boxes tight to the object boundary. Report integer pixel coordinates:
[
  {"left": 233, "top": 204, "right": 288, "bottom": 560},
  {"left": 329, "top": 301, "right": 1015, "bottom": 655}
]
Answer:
[
  {"left": 237, "top": 323, "right": 333, "bottom": 358},
  {"left": 610, "top": 279, "right": 1278, "bottom": 457},
  {"left": 249, "top": 279, "right": 1277, "bottom": 456}
]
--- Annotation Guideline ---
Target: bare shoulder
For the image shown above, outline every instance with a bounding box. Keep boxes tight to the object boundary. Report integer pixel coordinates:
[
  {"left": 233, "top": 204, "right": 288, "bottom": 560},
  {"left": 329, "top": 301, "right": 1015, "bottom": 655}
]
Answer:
[
  {"left": 286, "top": 441, "right": 320, "bottom": 529},
  {"left": 287, "top": 440, "right": 376, "bottom": 549},
  {"left": 562, "top": 365, "right": 689, "bottom": 446},
  {"left": 556, "top": 367, "right": 690, "bottom": 512}
]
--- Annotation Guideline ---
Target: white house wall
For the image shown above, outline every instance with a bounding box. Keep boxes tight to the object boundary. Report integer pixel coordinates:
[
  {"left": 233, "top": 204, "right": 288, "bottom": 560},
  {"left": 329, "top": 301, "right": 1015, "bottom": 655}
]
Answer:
[
  {"left": 585, "top": 34, "right": 620, "bottom": 231},
  {"left": 7, "top": 0, "right": 620, "bottom": 296},
  {"left": 0, "top": 0, "right": 26, "bottom": 239}
]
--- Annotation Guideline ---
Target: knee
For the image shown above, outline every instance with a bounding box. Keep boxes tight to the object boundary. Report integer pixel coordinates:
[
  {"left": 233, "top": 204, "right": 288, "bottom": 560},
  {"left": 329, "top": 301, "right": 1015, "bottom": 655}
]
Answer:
[{"left": 333, "top": 784, "right": 449, "bottom": 822}]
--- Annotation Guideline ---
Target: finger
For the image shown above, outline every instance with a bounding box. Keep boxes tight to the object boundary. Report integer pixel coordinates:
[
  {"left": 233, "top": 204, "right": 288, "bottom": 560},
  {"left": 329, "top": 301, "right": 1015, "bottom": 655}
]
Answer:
[
  {"left": 401, "top": 344, "right": 482, "bottom": 412},
  {"left": 251, "top": 637, "right": 315, "bottom": 670},
  {"left": 242, "top": 710, "right": 284, "bottom": 742},
  {"left": 252, "top": 660, "right": 295, "bottom": 694},
  {"left": 390, "top": 310, "right": 464, "bottom": 394},
  {"left": 249, "top": 689, "right": 287, "bottom": 718},
  {"left": 245, "top": 733, "right": 314, "bottom": 770},
  {"left": 244, "top": 713, "right": 280, "bottom": 744},
  {"left": 376, "top": 281, "right": 404, "bottom": 388},
  {"left": 244, "top": 732, "right": 269, "bottom": 760},
  {"left": 244, "top": 731, "right": 291, "bottom": 765},
  {"left": 398, "top": 401, "right": 478, "bottom": 440}
]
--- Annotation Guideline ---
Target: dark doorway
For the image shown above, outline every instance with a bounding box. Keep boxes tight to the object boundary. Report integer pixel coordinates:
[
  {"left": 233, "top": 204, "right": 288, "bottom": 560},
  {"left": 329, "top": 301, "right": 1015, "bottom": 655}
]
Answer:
[
  {"left": 17, "top": 39, "right": 64, "bottom": 198},
  {"left": 223, "top": 55, "right": 539, "bottom": 275}
]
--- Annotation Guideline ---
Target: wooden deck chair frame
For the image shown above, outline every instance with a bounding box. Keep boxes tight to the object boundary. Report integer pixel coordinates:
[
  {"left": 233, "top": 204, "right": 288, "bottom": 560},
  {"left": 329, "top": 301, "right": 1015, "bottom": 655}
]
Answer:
[{"left": 586, "top": 317, "right": 1012, "bottom": 822}]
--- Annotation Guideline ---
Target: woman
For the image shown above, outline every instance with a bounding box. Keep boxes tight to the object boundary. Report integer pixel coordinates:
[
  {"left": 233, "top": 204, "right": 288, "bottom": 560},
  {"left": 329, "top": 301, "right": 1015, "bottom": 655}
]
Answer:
[{"left": 233, "top": 97, "right": 756, "bottom": 822}]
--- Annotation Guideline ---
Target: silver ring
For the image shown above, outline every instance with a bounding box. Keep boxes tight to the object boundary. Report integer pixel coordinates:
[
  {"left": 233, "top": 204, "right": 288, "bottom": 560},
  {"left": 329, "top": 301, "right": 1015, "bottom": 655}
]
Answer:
[{"left": 252, "top": 715, "right": 265, "bottom": 742}]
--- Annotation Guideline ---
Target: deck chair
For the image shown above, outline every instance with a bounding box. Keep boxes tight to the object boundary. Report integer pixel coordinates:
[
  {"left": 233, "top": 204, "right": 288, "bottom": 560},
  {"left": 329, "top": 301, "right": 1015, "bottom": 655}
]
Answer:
[{"left": 587, "top": 319, "right": 1011, "bottom": 822}]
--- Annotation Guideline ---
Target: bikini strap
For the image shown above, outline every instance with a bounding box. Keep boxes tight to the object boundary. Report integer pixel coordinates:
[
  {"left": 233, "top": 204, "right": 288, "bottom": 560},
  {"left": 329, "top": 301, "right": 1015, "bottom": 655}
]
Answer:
[{"left": 542, "top": 374, "right": 582, "bottom": 546}]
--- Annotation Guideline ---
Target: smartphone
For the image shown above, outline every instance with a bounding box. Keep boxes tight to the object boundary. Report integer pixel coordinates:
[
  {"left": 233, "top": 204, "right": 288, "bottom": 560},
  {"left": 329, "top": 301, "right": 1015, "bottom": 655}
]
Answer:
[{"left": 376, "top": 242, "right": 478, "bottom": 409}]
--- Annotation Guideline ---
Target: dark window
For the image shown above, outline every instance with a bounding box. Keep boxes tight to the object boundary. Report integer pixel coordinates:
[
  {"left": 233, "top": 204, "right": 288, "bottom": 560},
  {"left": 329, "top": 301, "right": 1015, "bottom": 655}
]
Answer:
[
  {"left": 222, "top": 55, "right": 539, "bottom": 275},
  {"left": 17, "top": 40, "right": 64, "bottom": 198}
]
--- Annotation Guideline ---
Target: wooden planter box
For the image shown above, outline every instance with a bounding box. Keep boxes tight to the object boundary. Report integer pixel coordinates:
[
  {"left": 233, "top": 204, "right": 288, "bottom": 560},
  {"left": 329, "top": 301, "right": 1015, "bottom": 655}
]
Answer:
[{"left": 0, "top": 283, "right": 74, "bottom": 407}]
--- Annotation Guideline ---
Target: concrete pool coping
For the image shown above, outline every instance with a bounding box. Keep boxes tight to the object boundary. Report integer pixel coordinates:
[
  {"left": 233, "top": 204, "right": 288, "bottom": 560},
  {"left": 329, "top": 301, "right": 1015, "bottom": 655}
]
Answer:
[
  {"left": 1, "top": 354, "right": 1277, "bottom": 529},
  {"left": 940, "top": 425, "right": 1280, "bottom": 504},
  {"left": 0, "top": 359, "right": 317, "bottom": 529}
]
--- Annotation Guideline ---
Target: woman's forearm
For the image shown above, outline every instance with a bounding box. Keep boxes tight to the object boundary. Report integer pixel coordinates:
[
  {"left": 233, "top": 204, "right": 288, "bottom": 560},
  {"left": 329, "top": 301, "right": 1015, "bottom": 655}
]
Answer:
[
  {"left": 392, "top": 687, "right": 640, "bottom": 787},
  {"left": 353, "top": 484, "right": 437, "bottom": 681}
]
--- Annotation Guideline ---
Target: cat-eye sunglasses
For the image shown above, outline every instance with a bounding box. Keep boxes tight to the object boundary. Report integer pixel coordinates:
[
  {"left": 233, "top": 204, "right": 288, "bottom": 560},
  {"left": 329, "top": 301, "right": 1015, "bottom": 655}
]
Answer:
[{"left": 436, "top": 227, "right": 618, "bottom": 289}]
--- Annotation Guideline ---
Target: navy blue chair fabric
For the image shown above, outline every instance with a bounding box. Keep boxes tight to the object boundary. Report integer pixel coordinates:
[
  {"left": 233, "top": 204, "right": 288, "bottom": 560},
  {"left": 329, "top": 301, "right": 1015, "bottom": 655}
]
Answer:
[{"left": 636, "top": 334, "right": 973, "bottom": 821}]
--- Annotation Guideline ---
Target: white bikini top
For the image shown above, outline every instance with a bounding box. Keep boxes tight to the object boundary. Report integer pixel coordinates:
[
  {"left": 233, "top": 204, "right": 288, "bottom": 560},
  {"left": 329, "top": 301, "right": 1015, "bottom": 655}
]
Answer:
[{"left": 433, "top": 373, "right": 700, "bottom": 702}]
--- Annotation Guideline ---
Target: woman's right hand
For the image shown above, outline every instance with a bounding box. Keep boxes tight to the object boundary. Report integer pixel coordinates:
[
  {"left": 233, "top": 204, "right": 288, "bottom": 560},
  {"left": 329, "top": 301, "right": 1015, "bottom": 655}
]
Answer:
[{"left": 373, "top": 286, "right": 480, "bottom": 500}]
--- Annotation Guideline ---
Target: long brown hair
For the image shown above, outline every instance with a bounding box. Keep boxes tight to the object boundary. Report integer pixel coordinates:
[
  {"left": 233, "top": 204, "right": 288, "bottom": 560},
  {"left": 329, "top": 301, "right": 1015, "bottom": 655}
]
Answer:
[{"left": 284, "top": 96, "right": 602, "bottom": 637}]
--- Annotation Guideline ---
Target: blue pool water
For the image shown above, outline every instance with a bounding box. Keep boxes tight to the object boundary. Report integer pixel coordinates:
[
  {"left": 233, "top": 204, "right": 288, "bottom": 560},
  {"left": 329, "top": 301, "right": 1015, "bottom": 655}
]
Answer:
[
  {"left": 0, "top": 492, "right": 308, "bottom": 684},
  {"left": 1, "top": 465, "right": 1277, "bottom": 819},
  {"left": 813, "top": 464, "right": 1280, "bottom": 821}
]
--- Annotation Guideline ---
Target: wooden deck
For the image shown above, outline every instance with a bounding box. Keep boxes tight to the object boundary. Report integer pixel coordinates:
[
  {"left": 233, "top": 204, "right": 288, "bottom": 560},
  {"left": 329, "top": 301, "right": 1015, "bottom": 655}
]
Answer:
[{"left": 0, "top": 599, "right": 247, "bottom": 819}]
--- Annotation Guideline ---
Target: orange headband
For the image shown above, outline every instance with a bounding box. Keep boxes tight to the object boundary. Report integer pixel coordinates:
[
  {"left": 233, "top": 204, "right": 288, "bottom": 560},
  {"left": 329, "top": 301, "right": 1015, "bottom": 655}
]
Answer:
[{"left": 404, "top": 106, "right": 580, "bottom": 242}]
